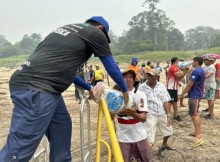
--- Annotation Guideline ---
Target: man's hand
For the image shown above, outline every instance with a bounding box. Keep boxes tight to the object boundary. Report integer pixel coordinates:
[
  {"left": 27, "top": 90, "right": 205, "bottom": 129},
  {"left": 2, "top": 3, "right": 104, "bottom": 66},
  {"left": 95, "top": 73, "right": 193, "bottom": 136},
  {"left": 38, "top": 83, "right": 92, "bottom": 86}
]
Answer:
[
  {"left": 118, "top": 108, "right": 136, "bottom": 116},
  {"left": 125, "top": 102, "right": 137, "bottom": 111},
  {"left": 118, "top": 103, "right": 137, "bottom": 116},
  {"left": 182, "top": 67, "right": 190, "bottom": 72},
  {"left": 167, "top": 116, "right": 172, "bottom": 126},
  {"left": 123, "top": 92, "right": 129, "bottom": 106},
  {"left": 118, "top": 109, "right": 131, "bottom": 116},
  {"left": 89, "top": 87, "right": 97, "bottom": 101}
]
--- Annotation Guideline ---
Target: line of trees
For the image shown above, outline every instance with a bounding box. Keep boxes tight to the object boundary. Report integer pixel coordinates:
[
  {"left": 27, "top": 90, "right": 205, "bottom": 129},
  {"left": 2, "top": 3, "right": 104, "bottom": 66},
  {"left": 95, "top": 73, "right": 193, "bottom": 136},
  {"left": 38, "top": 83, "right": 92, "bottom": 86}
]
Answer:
[
  {"left": 0, "top": 33, "right": 42, "bottom": 57},
  {"left": 110, "top": 0, "right": 220, "bottom": 54},
  {"left": 1, "top": 0, "right": 220, "bottom": 57}
]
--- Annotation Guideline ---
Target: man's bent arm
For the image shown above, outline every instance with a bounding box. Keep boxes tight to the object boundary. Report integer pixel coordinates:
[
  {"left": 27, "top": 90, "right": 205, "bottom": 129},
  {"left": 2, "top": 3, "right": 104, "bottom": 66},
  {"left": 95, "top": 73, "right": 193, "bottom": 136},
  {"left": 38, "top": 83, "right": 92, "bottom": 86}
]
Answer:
[
  {"left": 163, "top": 102, "right": 170, "bottom": 115},
  {"left": 73, "top": 76, "right": 91, "bottom": 90}
]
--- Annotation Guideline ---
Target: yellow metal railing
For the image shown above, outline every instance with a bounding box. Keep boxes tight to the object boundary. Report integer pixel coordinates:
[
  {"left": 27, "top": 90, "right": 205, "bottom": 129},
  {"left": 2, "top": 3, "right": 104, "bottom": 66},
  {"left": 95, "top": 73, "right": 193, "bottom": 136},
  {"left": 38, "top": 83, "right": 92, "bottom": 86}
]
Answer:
[{"left": 95, "top": 98, "right": 124, "bottom": 162}]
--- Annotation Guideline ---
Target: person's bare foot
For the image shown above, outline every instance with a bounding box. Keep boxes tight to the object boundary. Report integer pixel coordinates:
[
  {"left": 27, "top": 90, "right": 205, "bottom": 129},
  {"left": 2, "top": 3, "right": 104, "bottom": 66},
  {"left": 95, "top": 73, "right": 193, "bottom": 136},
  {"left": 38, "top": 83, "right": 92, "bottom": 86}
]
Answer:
[{"left": 180, "top": 104, "right": 186, "bottom": 107}]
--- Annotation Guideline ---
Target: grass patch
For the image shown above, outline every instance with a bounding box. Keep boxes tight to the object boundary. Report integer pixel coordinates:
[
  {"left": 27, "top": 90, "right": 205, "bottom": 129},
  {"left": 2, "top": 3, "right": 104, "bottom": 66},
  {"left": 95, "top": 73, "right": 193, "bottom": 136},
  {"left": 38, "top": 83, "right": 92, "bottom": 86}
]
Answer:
[
  {"left": 0, "top": 55, "right": 28, "bottom": 67},
  {"left": 114, "top": 48, "right": 220, "bottom": 63},
  {"left": 114, "top": 51, "right": 195, "bottom": 63},
  {"left": 1, "top": 47, "right": 220, "bottom": 67}
]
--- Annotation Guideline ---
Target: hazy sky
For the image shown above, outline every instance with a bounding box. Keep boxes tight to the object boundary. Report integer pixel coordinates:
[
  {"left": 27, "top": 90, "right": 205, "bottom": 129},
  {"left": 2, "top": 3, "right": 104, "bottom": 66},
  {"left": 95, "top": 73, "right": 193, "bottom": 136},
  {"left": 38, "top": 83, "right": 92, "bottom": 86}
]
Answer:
[{"left": 1, "top": 0, "right": 220, "bottom": 43}]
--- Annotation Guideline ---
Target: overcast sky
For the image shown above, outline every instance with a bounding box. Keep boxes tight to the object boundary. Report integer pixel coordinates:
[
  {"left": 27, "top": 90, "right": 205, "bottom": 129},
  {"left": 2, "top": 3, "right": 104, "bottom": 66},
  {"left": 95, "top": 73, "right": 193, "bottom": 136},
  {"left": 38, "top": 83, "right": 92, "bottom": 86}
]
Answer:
[{"left": 1, "top": 0, "right": 220, "bottom": 43}]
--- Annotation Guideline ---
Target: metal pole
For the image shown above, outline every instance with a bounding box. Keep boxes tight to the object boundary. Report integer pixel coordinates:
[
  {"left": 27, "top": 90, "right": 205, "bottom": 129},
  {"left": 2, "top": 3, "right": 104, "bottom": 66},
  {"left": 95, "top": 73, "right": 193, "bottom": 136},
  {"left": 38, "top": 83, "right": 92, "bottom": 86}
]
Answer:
[{"left": 79, "top": 87, "right": 91, "bottom": 162}]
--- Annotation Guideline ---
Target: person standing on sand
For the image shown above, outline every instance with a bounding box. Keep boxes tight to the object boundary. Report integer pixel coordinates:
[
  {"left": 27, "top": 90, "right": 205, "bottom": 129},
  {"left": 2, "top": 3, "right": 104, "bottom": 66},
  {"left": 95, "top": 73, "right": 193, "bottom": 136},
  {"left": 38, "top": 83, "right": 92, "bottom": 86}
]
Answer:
[
  {"left": 154, "top": 62, "right": 163, "bottom": 81},
  {"left": 0, "top": 16, "right": 128, "bottom": 162},
  {"left": 177, "top": 59, "right": 187, "bottom": 108},
  {"left": 166, "top": 57, "right": 188, "bottom": 122},
  {"left": 140, "top": 62, "right": 147, "bottom": 83},
  {"left": 111, "top": 69, "right": 152, "bottom": 162},
  {"left": 202, "top": 55, "right": 216, "bottom": 119},
  {"left": 179, "top": 57, "right": 205, "bottom": 147},
  {"left": 139, "top": 69, "right": 174, "bottom": 153},
  {"left": 163, "top": 60, "right": 170, "bottom": 81},
  {"left": 213, "top": 59, "right": 220, "bottom": 99},
  {"left": 94, "top": 64, "right": 105, "bottom": 85},
  {"left": 127, "top": 57, "right": 141, "bottom": 90}
]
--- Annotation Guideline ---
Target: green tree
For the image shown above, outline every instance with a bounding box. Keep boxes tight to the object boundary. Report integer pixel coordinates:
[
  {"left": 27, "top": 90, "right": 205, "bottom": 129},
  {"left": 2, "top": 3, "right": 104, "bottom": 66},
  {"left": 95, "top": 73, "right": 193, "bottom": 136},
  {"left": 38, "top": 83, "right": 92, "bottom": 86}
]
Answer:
[
  {"left": 212, "top": 34, "right": 220, "bottom": 47},
  {"left": 184, "top": 26, "right": 220, "bottom": 50},
  {"left": 0, "top": 35, "right": 10, "bottom": 47},
  {"left": 109, "top": 30, "right": 122, "bottom": 55},
  {"left": 167, "top": 28, "right": 185, "bottom": 50},
  {"left": 116, "top": 0, "right": 183, "bottom": 53},
  {"left": 19, "top": 33, "right": 42, "bottom": 54},
  {"left": 30, "top": 33, "right": 42, "bottom": 43},
  {"left": 0, "top": 35, "right": 16, "bottom": 57}
]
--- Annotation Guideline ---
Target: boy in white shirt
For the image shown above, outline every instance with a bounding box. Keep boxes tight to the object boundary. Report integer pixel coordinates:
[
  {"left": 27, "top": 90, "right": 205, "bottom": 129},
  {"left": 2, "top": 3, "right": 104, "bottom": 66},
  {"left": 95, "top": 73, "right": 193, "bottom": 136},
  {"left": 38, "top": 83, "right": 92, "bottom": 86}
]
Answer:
[{"left": 111, "top": 69, "right": 151, "bottom": 162}]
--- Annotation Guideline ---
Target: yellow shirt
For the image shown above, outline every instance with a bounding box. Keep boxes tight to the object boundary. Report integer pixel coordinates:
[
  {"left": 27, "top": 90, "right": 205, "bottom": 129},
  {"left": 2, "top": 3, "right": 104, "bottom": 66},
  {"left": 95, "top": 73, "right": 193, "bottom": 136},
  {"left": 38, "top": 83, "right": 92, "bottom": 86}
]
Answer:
[
  {"left": 95, "top": 69, "right": 104, "bottom": 80},
  {"left": 145, "top": 66, "right": 151, "bottom": 72}
]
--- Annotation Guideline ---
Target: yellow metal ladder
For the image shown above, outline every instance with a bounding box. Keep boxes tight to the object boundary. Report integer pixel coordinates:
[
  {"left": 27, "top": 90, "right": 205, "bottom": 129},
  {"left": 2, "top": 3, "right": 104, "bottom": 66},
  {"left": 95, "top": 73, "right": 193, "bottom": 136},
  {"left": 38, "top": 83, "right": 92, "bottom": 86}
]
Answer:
[{"left": 95, "top": 98, "right": 124, "bottom": 162}]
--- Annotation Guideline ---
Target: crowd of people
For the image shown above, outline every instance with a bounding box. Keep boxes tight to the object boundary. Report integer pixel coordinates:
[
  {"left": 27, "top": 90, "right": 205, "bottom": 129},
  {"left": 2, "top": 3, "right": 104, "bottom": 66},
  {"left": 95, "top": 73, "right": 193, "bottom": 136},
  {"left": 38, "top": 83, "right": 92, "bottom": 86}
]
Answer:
[
  {"left": 108, "top": 55, "right": 219, "bottom": 161},
  {"left": 0, "top": 15, "right": 219, "bottom": 162},
  {"left": 78, "top": 55, "right": 220, "bottom": 161}
]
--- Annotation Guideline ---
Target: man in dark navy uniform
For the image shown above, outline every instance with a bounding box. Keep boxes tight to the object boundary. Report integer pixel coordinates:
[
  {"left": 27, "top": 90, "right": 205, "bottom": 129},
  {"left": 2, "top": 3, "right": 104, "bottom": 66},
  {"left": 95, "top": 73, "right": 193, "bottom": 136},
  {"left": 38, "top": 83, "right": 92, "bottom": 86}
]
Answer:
[{"left": 0, "top": 16, "right": 128, "bottom": 162}]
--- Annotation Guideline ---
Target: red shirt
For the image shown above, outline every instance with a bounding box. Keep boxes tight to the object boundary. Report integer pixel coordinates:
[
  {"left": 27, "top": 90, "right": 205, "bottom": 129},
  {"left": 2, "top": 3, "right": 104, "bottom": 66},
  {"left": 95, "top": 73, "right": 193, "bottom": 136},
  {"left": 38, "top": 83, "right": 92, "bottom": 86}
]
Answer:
[
  {"left": 215, "top": 63, "right": 220, "bottom": 79},
  {"left": 166, "top": 64, "right": 179, "bottom": 90}
]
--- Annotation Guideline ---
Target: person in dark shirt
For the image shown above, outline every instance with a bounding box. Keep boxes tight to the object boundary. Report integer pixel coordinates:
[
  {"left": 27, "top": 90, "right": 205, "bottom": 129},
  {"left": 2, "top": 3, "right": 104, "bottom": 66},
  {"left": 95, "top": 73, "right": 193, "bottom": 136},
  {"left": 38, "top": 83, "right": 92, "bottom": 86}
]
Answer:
[
  {"left": 88, "top": 65, "right": 95, "bottom": 86},
  {"left": 74, "top": 65, "right": 85, "bottom": 104},
  {"left": 87, "top": 65, "right": 95, "bottom": 99},
  {"left": 0, "top": 16, "right": 128, "bottom": 162}
]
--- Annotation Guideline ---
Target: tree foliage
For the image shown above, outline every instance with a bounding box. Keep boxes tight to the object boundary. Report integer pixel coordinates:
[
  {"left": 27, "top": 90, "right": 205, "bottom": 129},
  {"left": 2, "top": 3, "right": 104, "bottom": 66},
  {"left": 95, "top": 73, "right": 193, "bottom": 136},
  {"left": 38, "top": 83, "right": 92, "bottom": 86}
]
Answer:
[
  {"left": 184, "top": 26, "right": 220, "bottom": 50},
  {"left": 112, "top": 0, "right": 184, "bottom": 54},
  {"left": 19, "top": 34, "right": 42, "bottom": 54},
  {"left": 0, "top": 33, "right": 42, "bottom": 58},
  {"left": 1, "top": 0, "right": 220, "bottom": 57},
  {"left": 0, "top": 35, "right": 11, "bottom": 47},
  {"left": 212, "top": 34, "right": 220, "bottom": 47}
]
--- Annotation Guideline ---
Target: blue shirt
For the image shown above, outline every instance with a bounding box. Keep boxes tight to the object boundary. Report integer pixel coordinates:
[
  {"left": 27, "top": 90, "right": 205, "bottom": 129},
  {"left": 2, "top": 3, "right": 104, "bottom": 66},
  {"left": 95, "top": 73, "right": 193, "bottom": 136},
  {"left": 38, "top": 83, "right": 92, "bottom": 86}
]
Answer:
[{"left": 188, "top": 67, "right": 205, "bottom": 99}]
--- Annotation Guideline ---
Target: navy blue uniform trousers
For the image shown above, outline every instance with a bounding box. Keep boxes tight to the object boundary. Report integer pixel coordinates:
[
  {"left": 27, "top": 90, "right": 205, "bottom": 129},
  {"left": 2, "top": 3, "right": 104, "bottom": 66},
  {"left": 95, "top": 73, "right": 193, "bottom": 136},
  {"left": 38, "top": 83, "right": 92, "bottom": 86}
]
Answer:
[{"left": 0, "top": 87, "right": 72, "bottom": 162}]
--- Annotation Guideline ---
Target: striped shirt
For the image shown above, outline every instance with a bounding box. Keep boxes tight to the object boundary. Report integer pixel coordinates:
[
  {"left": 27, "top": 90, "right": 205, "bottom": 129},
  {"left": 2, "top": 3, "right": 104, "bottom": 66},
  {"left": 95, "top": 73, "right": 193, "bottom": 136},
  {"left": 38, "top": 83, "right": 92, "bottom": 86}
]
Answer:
[
  {"left": 117, "top": 88, "right": 148, "bottom": 142},
  {"left": 139, "top": 82, "right": 171, "bottom": 115}
]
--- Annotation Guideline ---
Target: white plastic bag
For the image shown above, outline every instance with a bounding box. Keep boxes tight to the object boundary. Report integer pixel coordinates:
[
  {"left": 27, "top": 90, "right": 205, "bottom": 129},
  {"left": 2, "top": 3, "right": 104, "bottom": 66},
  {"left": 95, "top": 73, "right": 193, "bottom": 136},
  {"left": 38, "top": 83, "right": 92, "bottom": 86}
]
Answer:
[
  {"left": 93, "top": 82, "right": 135, "bottom": 114},
  {"left": 178, "top": 61, "right": 191, "bottom": 69}
]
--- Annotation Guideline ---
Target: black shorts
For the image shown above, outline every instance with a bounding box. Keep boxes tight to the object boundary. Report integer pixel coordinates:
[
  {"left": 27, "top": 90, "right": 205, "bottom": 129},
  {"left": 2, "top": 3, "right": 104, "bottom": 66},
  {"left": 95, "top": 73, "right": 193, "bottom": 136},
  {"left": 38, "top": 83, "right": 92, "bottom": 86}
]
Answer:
[
  {"left": 94, "top": 80, "right": 103, "bottom": 86},
  {"left": 167, "top": 89, "right": 178, "bottom": 103}
]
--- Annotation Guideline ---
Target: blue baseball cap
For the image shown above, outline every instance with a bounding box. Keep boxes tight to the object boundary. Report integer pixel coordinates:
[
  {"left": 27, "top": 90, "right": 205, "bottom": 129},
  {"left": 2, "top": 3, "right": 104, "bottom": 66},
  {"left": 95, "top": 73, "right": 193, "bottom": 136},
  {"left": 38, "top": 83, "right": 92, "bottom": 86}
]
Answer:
[
  {"left": 86, "top": 16, "right": 111, "bottom": 43},
  {"left": 131, "top": 57, "right": 138, "bottom": 62}
]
